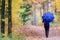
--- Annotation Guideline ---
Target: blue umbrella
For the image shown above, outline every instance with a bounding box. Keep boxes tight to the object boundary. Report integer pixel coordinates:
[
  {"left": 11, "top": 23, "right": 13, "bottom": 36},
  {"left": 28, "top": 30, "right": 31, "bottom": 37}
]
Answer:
[{"left": 42, "top": 11, "right": 54, "bottom": 38}]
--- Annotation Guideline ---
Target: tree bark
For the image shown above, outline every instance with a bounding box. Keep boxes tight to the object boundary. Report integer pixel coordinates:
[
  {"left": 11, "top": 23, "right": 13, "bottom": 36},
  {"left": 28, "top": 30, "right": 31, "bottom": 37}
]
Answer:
[
  {"left": 8, "top": 0, "right": 12, "bottom": 37},
  {"left": 1, "top": 0, "right": 5, "bottom": 35}
]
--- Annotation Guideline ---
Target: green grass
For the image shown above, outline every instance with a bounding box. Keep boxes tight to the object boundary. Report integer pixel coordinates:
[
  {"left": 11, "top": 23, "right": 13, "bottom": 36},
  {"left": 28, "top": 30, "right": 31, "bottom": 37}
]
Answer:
[
  {"left": 0, "top": 33, "right": 26, "bottom": 40},
  {"left": 50, "top": 22, "right": 60, "bottom": 27}
]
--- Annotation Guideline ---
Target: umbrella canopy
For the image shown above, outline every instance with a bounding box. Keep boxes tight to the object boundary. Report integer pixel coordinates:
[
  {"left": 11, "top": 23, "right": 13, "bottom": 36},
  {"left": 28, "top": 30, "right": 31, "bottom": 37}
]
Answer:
[{"left": 42, "top": 12, "right": 54, "bottom": 23}]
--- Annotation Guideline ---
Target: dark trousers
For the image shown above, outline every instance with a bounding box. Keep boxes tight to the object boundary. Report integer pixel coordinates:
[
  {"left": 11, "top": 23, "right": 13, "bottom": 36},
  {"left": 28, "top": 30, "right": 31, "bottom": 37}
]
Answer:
[{"left": 44, "top": 23, "right": 49, "bottom": 38}]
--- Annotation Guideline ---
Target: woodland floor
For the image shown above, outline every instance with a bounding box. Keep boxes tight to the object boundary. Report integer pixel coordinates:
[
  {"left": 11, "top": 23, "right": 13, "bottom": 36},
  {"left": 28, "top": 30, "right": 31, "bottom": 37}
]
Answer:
[{"left": 13, "top": 24, "right": 60, "bottom": 40}]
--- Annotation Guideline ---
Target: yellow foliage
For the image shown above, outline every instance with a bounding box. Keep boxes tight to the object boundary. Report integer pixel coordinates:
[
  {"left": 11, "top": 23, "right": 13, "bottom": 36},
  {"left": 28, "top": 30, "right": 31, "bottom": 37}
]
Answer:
[
  {"left": 2, "top": 19, "right": 5, "bottom": 22},
  {"left": 55, "top": 0, "right": 60, "bottom": 12},
  {"left": 12, "top": 13, "right": 21, "bottom": 25},
  {"left": 18, "top": 8, "right": 26, "bottom": 13},
  {"left": 5, "top": 0, "right": 8, "bottom": 5},
  {"left": 12, "top": 0, "right": 24, "bottom": 25},
  {"left": 2, "top": 34, "right": 7, "bottom": 37},
  {"left": 56, "top": 3, "right": 60, "bottom": 12},
  {"left": 51, "top": 1, "right": 56, "bottom": 7},
  {"left": 56, "top": 0, "right": 60, "bottom": 2},
  {"left": 38, "top": 19, "right": 43, "bottom": 25},
  {"left": 54, "top": 15, "right": 58, "bottom": 22},
  {"left": 5, "top": 18, "right": 8, "bottom": 24}
]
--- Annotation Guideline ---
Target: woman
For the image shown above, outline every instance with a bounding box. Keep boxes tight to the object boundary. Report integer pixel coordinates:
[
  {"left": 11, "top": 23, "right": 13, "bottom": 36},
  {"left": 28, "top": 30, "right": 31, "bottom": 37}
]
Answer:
[{"left": 42, "top": 11, "right": 54, "bottom": 38}]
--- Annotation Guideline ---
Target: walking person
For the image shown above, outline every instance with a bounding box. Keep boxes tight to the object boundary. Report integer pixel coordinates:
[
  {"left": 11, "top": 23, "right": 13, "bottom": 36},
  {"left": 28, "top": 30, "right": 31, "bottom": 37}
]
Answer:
[{"left": 42, "top": 11, "right": 54, "bottom": 38}]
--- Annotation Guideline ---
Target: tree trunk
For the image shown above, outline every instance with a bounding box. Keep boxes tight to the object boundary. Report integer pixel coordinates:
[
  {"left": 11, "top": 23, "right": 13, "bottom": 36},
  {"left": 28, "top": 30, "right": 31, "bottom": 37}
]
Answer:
[
  {"left": 0, "top": 3, "right": 1, "bottom": 36},
  {"left": 1, "top": 0, "right": 5, "bottom": 35},
  {"left": 8, "top": 0, "right": 12, "bottom": 37}
]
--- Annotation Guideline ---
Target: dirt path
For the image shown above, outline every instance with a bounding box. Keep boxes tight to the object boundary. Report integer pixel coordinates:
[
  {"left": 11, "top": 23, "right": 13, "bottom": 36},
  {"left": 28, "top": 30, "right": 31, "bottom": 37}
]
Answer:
[
  {"left": 19, "top": 25, "right": 60, "bottom": 37},
  {"left": 13, "top": 24, "right": 60, "bottom": 40},
  {"left": 26, "top": 36, "right": 60, "bottom": 40}
]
